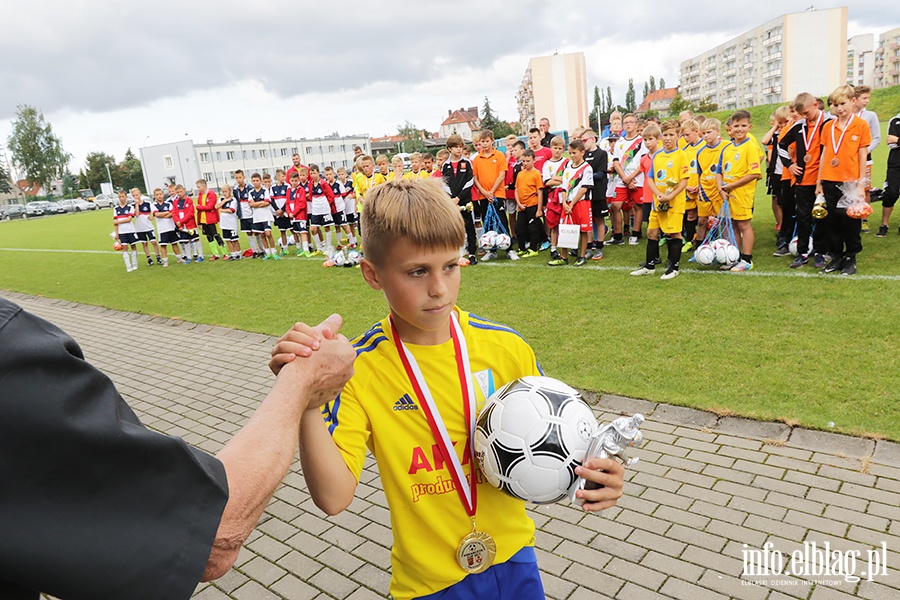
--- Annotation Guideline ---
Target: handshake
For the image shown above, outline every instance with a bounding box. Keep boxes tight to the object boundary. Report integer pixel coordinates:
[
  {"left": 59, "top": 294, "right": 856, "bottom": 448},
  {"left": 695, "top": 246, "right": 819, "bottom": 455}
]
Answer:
[{"left": 269, "top": 314, "right": 357, "bottom": 410}]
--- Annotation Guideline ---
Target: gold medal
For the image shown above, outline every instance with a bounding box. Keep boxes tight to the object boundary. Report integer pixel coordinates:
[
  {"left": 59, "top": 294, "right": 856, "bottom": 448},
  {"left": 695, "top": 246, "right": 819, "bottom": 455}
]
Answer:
[
  {"left": 804, "top": 154, "right": 812, "bottom": 163},
  {"left": 831, "top": 158, "right": 840, "bottom": 167},
  {"left": 457, "top": 526, "right": 496, "bottom": 574}
]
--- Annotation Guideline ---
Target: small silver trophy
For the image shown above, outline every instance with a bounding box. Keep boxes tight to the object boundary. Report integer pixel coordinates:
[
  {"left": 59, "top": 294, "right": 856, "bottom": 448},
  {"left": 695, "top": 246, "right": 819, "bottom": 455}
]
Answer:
[{"left": 569, "top": 414, "right": 645, "bottom": 507}]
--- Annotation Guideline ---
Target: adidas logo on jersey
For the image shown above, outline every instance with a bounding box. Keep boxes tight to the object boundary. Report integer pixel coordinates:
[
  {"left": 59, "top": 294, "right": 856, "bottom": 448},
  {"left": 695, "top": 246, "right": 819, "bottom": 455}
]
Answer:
[{"left": 394, "top": 394, "right": 418, "bottom": 411}]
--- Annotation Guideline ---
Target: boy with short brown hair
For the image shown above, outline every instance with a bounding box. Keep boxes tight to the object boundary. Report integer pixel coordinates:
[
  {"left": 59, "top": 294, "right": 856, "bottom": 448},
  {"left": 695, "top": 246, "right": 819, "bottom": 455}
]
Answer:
[
  {"left": 271, "top": 178, "right": 624, "bottom": 600},
  {"left": 514, "top": 149, "right": 544, "bottom": 258},
  {"left": 718, "top": 110, "right": 762, "bottom": 272}
]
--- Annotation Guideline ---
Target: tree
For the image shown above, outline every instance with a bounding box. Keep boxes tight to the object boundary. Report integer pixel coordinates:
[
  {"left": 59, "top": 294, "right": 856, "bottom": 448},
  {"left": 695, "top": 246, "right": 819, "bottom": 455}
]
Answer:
[
  {"left": 591, "top": 86, "right": 602, "bottom": 132},
  {"left": 606, "top": 87, "right": 613, "bottom": 115},
  {"left": 625, "top": 79, "right": 637, "bottom": 112},
  {"left": 649, "top": 75, "right": 656, "bottom": 92},
  {"left": 667, "top": 94, "right": 694, "bottom": 116},
  {"left": 61, "top": 171, "right": 78, "bottom": 197},
  {"left": 643, "top": 81, "right": 650, "bottom": 100},
  {"left": 0, "top": 159, "right": 12, "bottom": 194},
  {"left": 79, "top": 152, "right": 118, "bottom": 193},
  {"left": 659, "top": 78, "right": 666, "bottom": 89},
  {"left": 697, "top": 96, "right": 719, "bottom": 113},
  {"left": 118, "top": 148, "right": 145, "bottom": 193},
  {"left": 6, "top": 105, "right": 71, "bottom": 193},
  {"left": 479, "top": 96, "right": 501, "bottom": 134},
  {"left": 397, "top": 121, "right": 426, "bottom": 153}
]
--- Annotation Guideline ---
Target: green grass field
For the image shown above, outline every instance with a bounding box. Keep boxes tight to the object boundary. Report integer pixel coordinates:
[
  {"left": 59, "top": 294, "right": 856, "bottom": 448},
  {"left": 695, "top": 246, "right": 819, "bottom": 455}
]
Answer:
[
  {"left": 2, "top": 120, "right": 898, "bottom": 440},
  {"left": 3, "top": 199, "right": 898, "bottom": 440}
]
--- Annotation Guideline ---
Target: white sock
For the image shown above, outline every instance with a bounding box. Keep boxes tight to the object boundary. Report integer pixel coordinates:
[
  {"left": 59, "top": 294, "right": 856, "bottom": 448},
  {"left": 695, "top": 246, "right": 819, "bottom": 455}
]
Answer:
[
  {"left": 248, "top": 236, "right": 258, "bottom": 252},
  {"left": 131, "top": 250, "right": 137, "bottom": 267},
  {"left": 326, "top": 229, "right": 333, "bottom": 247},
  {"left": 303, "top": 242, "right": 310, "bottom": 252},
  {"left": 349, "top": 235, "right": 357, "bottom": 245},
  {"left": 123, "top": 252, "right": 132, "bottom": 270},
  {"left": 163, "top": 257, "right": 169, "bottom": 266}
]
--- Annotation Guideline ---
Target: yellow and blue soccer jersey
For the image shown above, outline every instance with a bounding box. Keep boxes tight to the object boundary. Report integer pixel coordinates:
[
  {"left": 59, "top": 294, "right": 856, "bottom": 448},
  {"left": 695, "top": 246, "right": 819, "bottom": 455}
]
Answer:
[
  {"left": 697, "top": 141, "right": 725, "bottom": 211},
  {"left": 355, "top": 172, "right": 386, "bottom": 203},
  {"left": 320, "top": 309, "right": 541, "bottom": 600},
  {"left": 718, "top": 138, "right": 762, "bottom": 210},
  {"left": 650, "top": 147, "right": 689, "bottom": 213},
  {"left": 748, "top": 132, "right": 766, "bottom": 164},
  {"left": 683, "top": 140, "right": 704, "bottom": 195}
]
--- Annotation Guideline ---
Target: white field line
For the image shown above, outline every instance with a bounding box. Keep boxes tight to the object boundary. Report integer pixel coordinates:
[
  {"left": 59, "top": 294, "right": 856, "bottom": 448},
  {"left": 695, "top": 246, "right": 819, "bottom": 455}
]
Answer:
[{"left": 3, "top": 247, "right": 900, "bottom": 281}]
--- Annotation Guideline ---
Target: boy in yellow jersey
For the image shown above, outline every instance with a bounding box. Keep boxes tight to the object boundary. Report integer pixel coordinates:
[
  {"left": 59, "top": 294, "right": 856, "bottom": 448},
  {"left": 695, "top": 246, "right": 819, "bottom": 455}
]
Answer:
[
  {"left": 631, "top": 120, "right": 689, "bottom": 279},
  {"left": 680, "top": 119, "right": 704, "bottom": 251},
  {"left": 355, "top": 155, "right": 386, "bottom": 202},
  {"left": 270, "top": 180, "right": 624, "bottom": 600},
  {"left": 696, "top": 118, "right": 725, "bottom": 243},
  {"left": 717, "top": 110, "right": 763, "bottom": 272}
]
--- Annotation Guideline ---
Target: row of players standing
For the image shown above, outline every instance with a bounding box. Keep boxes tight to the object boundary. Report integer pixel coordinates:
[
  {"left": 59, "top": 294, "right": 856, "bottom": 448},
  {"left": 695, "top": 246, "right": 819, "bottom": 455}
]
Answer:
[{"left": 112, "top": 163, "right": 363, "bottom": 270}]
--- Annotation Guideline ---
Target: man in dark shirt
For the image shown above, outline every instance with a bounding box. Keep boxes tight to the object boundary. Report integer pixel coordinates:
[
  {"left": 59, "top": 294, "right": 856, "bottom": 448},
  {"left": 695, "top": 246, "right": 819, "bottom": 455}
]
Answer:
[
  {"left": 0, "top": 298, "right": 354, "bottom": 600},
  {"left": 539, "top": 117, "right": 553, "bottom": 148}
]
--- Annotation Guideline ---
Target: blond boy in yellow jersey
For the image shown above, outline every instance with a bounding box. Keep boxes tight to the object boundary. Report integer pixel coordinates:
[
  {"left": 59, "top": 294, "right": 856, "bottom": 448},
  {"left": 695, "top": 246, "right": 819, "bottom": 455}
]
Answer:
[
  {"left": 631, "top": 120, "right": 689, "bottom": 280},
  {"left": 355, "top": 155, "right": 386, "bottom": 205},
  {"left": 270, "top": 180, "right": 624, "bottom": 600},
  {"left": 680, "top": 119, "right": 704, "bottom": 250},
  {"left": 696, "top": 118, "right": 725, "bottom": 242},
  {"left": 717, "top": 110, "right": 763, "bottom": 272}
]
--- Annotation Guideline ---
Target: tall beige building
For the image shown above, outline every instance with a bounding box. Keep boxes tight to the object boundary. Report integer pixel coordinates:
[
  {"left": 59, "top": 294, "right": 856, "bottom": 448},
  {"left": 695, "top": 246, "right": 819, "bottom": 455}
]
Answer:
[
  {"left": 874, "top": 26, "right": 900, "bottom": 88},
  {"left": 680, "top": 7, "right": 847, "bottom": 110},
  {"left": 847, "top": 34, "right": 876, "bottom": 88},
  {"left": 517, "top": 52, "right": 588, "bottom": 134}
]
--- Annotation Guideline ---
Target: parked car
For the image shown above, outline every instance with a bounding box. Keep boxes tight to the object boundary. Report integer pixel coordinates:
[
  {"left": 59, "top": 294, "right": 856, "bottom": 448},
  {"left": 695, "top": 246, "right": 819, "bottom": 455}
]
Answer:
[
  {"left": 1, "top": 204, "right": 27, "bottom": 220},
  {"left": 25, "top": 203, "right": 45, "bottom": 217},
  {"left": 92, "top": 193, "right": 116, "bottom": 208},
  {"left": 58, "top": 198, "right": 97, "bottom": 212},
  {"left": 43, "top": 201, "right": 68, "bottom": 215}
]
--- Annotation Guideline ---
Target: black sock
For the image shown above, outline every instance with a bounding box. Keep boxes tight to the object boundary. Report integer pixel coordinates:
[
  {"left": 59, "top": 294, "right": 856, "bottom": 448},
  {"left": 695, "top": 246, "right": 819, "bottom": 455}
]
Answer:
[
  {"left": 613, "top": 233, "right": 623, "bottom": 241},
  {"left": 667, "top": 238, "right": 683, "bottom": 270},
  {"left": 684, "top": 219, "right": 697, "bottom": 243},
  {"left": 740, "top": 253, "right": 752, "bottom": 263},
  {"left": 646, "top": 239, "right": 660, "bottom": 266}
]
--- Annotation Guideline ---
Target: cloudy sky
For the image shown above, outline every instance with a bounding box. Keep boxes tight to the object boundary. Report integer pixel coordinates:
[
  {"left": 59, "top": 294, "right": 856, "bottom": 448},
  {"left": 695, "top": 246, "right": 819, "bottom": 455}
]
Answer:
[{"left": 0, "top": 0, "right": 895, "bottom": 173}]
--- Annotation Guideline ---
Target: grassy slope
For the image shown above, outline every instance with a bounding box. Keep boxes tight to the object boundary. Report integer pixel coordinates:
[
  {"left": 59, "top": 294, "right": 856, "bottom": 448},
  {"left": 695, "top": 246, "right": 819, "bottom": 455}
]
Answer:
[{"left": 1, "top": 195, "right": 898, "bottom": 440}]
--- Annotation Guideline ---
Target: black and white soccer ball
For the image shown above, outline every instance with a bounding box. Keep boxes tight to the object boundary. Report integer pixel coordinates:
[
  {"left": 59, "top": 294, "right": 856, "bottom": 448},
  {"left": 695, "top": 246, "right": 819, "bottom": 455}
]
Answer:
[{"left": 474, "top": 376, "right": 598, "bottom": 504}]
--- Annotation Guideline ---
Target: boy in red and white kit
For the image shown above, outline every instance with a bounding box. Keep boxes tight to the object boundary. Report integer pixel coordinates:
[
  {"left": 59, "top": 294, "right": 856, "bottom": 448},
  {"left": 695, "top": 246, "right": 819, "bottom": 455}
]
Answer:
[
  {"left": 549, "top": 139, "right": 594, "bottom": 266},
  {"left": 325, "top": 166, "right": 357, "bottom": 249},
  {"left": 113, "top": 190, "right": 140, "bottom": 272},
  {"left": 542, "top": 136, "right": 569, "bottom": 263},
  {"left": 286, "top": 170, "right": 312, "bottom": 256},
  {"left": 610, "top": 114, "right": 648, "bottom": 245},
  {"left": 172, "top": 184, "right": 200, "bottom": 264},
  {"left": 269, "top": 169, "right": 292, "bottom": 255},
  {"left": 216, "top": 184, "right": 242, "bottom": 260},
  {"left": 337, "top": 167, "right": 358, "bottom": 241},
  {"left": 307, "top": 165, "right": 336, "bottom": 255}
]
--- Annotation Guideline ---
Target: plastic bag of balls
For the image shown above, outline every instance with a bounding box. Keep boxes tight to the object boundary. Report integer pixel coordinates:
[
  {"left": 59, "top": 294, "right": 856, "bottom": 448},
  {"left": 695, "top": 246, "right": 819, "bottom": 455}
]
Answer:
[
  {"left": 479, "top": 230, "right": 498, "bottom": 250},
  {"left": 837, "top": 178, "right": 872, "bottom": 219}
]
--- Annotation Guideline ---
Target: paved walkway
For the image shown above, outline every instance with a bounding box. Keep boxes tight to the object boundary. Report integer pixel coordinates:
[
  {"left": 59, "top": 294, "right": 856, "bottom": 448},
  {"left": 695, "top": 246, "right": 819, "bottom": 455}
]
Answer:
[{"left": 11, "top": 291, "right": 897, "bottom": 600}]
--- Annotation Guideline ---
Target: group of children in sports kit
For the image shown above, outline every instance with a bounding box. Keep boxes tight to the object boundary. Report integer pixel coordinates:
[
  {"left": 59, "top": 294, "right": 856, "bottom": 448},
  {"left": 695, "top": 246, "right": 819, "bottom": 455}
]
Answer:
[{"left": 114, "top": 83, "right": 893, "bottom": 277}]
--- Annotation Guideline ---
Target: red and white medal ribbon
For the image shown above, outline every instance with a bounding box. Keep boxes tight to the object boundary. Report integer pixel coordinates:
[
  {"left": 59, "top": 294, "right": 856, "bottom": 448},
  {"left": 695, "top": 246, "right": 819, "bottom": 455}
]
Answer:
[
  {"left": 390, "top": 311, "right": 478, "bottom": 517},
  {"left": 830, "top": 113, "right": 855, "bottom": 160},
  {"left": 801, "top": 112, "right": 823, "bottom": 156}
]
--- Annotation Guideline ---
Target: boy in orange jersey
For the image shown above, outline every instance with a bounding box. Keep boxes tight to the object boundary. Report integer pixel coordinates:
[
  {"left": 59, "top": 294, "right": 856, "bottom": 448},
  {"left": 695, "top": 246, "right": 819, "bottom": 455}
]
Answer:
[
  {"left": 630, "top": 120, "right": 688, "bottom": 279},
  {"left": 514, "top": 149, "right": 544, "bottom": 257},
  {"left": 269, "top": 179, "right": 625, "bottom": 600},
  {"left": 718, "top": 110, "right": 763, "bottom": 272},
  {"left": 780, "top": 93, "right": 833, "bottom": 269},
  {"left": 816, "top": 85, "right": 872, "bottom": 275},
  {"left": 472, "top": 129, "right": 513, "bottom": 259}
]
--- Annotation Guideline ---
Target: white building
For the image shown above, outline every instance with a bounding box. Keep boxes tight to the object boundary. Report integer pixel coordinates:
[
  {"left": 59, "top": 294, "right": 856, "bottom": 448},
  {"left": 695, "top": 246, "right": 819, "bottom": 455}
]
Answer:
[
  {"left": 439, "top": 107, "right": 480, "bottom": 141},
  {"left": 847, "top": 34, "right": 876, "bottom": 89},
  {"left": 517, "top": 52, "right": 588, "bottom": 134},
  {"left": 874, "top": 26, "right": 900, "bottom": 89},
  {"left": 680, "top": 7, "right": 847, "bottom": 111},
  {"left": 140, "top": 135, "right": 370, "bottom": 192}
]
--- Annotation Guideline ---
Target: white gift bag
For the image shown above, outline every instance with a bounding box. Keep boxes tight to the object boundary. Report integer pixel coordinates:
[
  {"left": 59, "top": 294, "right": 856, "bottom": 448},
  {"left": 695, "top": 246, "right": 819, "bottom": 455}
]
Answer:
[{"left": 557, "top": 215, "right": 580, "bottom": 249}]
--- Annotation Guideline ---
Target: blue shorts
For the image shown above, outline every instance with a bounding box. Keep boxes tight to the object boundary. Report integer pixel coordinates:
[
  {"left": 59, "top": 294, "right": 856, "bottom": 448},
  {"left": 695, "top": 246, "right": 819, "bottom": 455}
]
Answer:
[
  {"left": 136, "top": 230, "right": 156, "bottom": 242},
  {"left": 332, "top": 211, "right": 346, "bottom": 226},
  {"left": 251, "top": 220, "right": 271, "bottom": 232},
  {"left": 240, "top": 218, "right": 254, "bottom": 233},
  {"left": 415, "top": 547, "right": 543, "bottom": 600},
  {"left": 118, "top": 232, "right": 139, "bottom": 246},
  {"left": 292, "top": 220, "right": 308, "bottom": 233},
  {"left": 221, "top": 228, "right": 238, "bottom": 242}
]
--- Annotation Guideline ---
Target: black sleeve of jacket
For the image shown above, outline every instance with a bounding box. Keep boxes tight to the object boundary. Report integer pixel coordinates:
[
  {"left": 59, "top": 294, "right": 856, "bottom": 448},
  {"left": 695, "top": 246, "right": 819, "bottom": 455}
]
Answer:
[
  {"left": 778, "top": 121, "right": 802, "bottom": 170},
  {"left": 593, "top": 149, "right": 609, "bottom": 192},
  {"left": 0, "top": 299, "right": 228, "bottom": 600}
]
